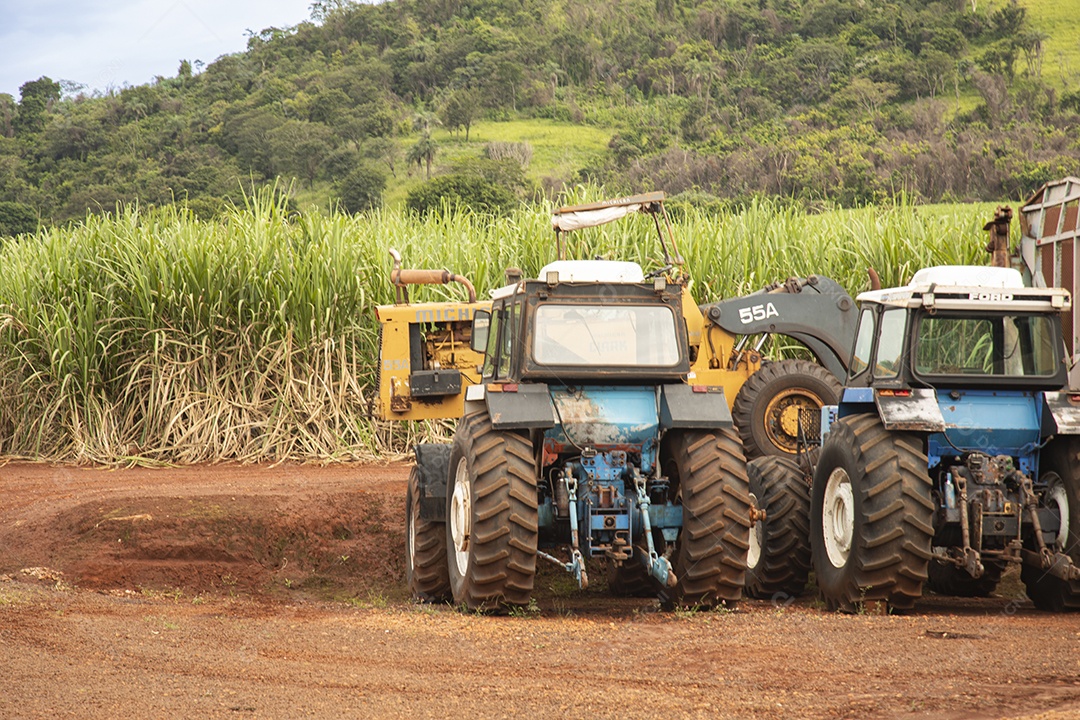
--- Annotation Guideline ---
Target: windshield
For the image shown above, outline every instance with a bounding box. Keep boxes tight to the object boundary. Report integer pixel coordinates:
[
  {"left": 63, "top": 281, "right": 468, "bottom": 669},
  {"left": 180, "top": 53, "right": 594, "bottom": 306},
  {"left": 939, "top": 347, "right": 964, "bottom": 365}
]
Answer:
[
  {"left": 533, "top": 304, "right": 681, "bottom": 367},
  {"left": 914, "top": 313, "right": 1060, "bottom": 378}
]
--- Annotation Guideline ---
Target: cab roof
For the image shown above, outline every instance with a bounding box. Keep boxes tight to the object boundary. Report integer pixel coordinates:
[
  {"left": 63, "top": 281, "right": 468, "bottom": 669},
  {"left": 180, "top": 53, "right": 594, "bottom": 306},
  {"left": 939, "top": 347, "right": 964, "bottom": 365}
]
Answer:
[
  {"left": 856, "top": 265, "right": 1070, "bottom": 312},
  {"left": 490, "top": 260, "right": 647, "bottom": 299}
]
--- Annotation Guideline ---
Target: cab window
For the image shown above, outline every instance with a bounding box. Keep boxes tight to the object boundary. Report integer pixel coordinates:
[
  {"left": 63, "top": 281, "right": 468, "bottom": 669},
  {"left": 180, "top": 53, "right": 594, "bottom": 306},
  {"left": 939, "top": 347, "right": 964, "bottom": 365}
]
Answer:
[
  {"left": 532, "top": 304, "right": 680, "bottom": 367},
  {"left": 849, "top": 307, "right": 875, "bottom": 379},
  {"left": 482, "top": 306, "right": 503, "bottom": 379},
  {"left": 915, "top": 313, "right": 1059, "bottom": 378},
  {"left": 496, "top": 302, "right": 521, "bottom": 379},
  {"left": 873, "top": 308, "right": 907, "bottom": 379}
]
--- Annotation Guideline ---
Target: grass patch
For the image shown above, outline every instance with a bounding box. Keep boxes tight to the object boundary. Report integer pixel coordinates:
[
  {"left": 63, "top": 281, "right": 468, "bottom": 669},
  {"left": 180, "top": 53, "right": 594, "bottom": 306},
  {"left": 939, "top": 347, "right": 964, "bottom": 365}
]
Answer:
[
  {"left": 383, "top": 119, "right": 611, "bottom": 206},
  {"left": 345, "top": 590, "right": 391, "bottom": 609},
  {"left": 0, "top": 584, "right": 35, "bottom": 605},
  {"left": 1020, "top": 0, "right": 1080, "bottom": 89}
]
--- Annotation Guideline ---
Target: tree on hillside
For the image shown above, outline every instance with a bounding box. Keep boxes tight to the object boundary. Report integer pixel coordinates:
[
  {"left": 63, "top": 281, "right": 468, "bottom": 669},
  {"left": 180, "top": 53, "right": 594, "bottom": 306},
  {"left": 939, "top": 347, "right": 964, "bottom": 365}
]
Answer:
[
  {"left": 14, "top": 77, "right": 60, "bottom": 135},
  {"left": 405, "top": 174, "right": 516, "bottom": 216},
  {"left": 268, "top": 120, "right": 337, "bottom": 188},
  {"left": 977, "top": 40, "right": 1018, "bottom": 81},
  {"left": 221, "top": 107, "right": 287, "bottom": 178},
  {"left": 0, "top": 201, "right": 37, "bottom": 236},
  {"left": 337, "top": 102, "right": 395, "bottom": 150},
  {"left": 918, "top": 50, "right": 955, "bottom": 99},
  {"left": 989, "top": 2, "right": 1026, "bottom": 38},
  {"left": 407, "top": 133, "right": 438, "bottom": 179},
  {"left": 365, "top": 137, "right": 401, "bottom": 178},
  {"left": 970, "top": 71, "right": 1011, "bottom": 126},
  {"left": 832, "top": 78, "right": 898, "bottom": 117},
  {"left": 338, "top": 163, "right": 386, "bottom": 213},
  {"left": 309, "top": 87, "right": 351, "bottom": 125},
  {"left": 0, "top": 95, "right": 16, "bottom": 138},
  {"left": 440, "top": 88, "right": 480, "bottom": 140},
  {"left": 407, "top": 108, "right": 440, "bottom": 179},
  {"left": 1018, "top": 30, "right": 1048, "bottom": 78}
]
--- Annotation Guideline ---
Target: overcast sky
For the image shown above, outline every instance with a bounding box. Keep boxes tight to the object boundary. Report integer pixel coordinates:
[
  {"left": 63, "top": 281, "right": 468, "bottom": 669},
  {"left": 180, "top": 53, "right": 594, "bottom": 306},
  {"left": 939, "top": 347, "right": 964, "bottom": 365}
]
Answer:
[{"left": 0, "top": 0, "right": 314, "bottom": 99}]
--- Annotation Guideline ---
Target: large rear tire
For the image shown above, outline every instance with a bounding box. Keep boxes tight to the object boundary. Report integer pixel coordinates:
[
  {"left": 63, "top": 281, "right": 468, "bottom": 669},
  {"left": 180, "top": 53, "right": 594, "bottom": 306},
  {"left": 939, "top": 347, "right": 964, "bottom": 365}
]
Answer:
[
  {"left": 446, "top": 413, "right": 538, "bottom": 611},
  {"left": 745, "top": 455, "right": 812, "bottom": 599},
  {"left": 663, "top": 428, "right": 751, "bottom": 608},
  {"left": 810, "top": 414, "right": 934, "bottom": 612},
  {"left": 733, "top": 359, "right": 842, "bottom": 459},
  {"left": 406, "top": 464, "right": 451, "bottom": 602},
  {"left": 1022, "top": 439, "right": 1080, "bottom": 611}
]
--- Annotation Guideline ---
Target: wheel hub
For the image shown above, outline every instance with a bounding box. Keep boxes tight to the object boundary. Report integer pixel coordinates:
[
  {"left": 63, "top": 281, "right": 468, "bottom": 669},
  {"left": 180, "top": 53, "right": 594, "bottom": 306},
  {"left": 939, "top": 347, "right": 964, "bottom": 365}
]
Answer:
[
  {"left": 1047, "top": 482, "right": 1070, "bottom": 551},
  {"left": 450, "top": 458, "right": 472, "bottom": 576},
  {"left": 747, "top": 492, "right": 762, "bottom": 571},
  {"left": 779, "top": 405, "right": 802, "bottom": 437},
  {"left": 765, "top": 388, "right": 824, "bottom": 455},
  {"left": 822, "top": 467, "right": 854, "bottom": 568}
]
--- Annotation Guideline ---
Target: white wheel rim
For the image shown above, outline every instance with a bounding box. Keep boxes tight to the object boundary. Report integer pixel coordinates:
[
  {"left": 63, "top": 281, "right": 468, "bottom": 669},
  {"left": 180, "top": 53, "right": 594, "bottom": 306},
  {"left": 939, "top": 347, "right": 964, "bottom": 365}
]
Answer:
[
  {"left": 407, "top": 499, "right": 416, "bottom": 571},
  {"left": 747, "top": 492, "right": 762, "bottom": 571},
  {"left": 823, "top": 467, "right": 854, "bottom": 569},
  {"left": 450, "top": 457, "right": 472, "bottom": 577},
  {"left": 1047, "top": 482, "right": 1070, "bottom": 551}
]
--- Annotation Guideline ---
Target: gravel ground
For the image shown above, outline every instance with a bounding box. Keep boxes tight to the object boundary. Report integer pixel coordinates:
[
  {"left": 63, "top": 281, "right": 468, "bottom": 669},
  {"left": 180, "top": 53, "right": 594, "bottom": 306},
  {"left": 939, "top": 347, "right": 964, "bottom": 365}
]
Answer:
[{"left": 2, "top": 462, "right": 1079, "bottom": 719}]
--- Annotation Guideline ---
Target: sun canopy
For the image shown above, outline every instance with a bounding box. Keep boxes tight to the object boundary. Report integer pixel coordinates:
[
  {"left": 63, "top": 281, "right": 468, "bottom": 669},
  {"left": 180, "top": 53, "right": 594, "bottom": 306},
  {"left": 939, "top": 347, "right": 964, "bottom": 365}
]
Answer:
[
  {"left": 551, "top": 203, "right": 642, "bottom": 232},
  {"left": 551, "top": 191, "right": 666, "bottom": 233}
]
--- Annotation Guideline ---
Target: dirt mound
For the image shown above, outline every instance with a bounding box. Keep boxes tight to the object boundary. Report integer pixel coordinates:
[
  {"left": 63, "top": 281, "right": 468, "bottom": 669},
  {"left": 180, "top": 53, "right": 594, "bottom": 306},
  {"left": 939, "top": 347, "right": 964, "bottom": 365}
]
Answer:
[{"left": 0, "top": 462, "right": 409, "bottom": 600}]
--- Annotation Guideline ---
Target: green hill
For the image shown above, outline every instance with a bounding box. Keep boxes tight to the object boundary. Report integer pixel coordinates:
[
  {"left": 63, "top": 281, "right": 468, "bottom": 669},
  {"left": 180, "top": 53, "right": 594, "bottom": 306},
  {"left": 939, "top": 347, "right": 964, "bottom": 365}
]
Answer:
[
  {"left": 1021, "top": 0, "right": 1080, "bottom": 87},
  {"left": 1, "top": 0, "right": 1079, "bottom": 231}
]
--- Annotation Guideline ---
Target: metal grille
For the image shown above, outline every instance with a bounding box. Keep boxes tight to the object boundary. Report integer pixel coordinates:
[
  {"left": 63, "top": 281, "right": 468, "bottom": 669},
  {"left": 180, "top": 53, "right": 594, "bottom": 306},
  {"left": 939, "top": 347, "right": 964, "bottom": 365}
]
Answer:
[{"left": 799, "top": 407, "right": 822, "bottom": 445}]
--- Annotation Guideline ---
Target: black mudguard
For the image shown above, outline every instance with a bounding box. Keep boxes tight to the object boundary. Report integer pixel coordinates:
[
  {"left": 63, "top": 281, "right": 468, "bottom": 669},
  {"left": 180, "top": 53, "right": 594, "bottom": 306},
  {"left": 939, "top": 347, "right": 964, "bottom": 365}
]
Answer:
[
  {"left": 485, "top": 383, "right": 557, "bottom": 430},
  {"left": 660, "top": 384, "right": 733, "bottom": 429},
  {"left": 414, "top": 443, "right": 451, "bottom": 522}
]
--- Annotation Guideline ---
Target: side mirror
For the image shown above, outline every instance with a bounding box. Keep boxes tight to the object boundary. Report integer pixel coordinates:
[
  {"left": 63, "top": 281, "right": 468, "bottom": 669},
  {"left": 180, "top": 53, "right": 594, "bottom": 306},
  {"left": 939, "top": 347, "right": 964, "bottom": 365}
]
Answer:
[{"left": 471, "top": 310, "right": 491, "bottom": 353}]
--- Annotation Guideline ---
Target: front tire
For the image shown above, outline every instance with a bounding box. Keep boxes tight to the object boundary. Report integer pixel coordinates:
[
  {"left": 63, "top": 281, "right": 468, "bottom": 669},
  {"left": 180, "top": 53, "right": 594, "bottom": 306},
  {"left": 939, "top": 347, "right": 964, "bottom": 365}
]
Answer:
[
  {"left": 732, "top": 359, "right": 842, "bottom": 460},
  {"left": 926, "top": 559, "right": 1005, "bottom": 598},
  {"left": 745, "top": 455, "right": 812, "bottom": 599},
  {"left": 406, "top": 464, "right": 450, "bottom": 602},
  {"left": 445, "top": 413, "right": 538, "bottom": 611},
  {"left": 607, "top": 553, "right": 658, "bottom": 598},
  {"left": 664, "top": 428, "right": 751, "bottom": 608},
  {"left": 810, "top": 414, "right": 934, "bottom": 612}
]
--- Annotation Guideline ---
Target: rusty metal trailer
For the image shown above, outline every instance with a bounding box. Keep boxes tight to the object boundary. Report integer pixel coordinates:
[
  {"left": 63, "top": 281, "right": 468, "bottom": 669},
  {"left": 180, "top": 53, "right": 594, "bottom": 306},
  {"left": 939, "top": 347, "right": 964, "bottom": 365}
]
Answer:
[{"left": 1019, "top": 177, "right": 1080, "bottom": 384}]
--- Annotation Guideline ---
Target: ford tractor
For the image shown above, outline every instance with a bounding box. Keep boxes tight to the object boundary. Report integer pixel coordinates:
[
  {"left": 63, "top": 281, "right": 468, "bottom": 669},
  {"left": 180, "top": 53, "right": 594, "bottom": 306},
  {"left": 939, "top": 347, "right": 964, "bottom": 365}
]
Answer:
[{"left": 808, "top": 265, "right": 1080, "bottom": 612}]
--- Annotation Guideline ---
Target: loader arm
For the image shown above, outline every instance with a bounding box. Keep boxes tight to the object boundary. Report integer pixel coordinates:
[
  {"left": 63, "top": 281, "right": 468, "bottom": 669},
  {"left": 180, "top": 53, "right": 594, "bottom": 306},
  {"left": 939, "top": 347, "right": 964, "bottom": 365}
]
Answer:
[{"left": 702, "top": 275, "right": 858, "bottom": 382}]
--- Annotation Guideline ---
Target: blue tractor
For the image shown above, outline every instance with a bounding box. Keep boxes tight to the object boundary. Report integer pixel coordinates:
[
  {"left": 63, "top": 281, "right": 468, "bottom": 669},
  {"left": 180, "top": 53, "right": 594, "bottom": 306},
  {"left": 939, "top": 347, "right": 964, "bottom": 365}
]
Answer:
[
  {"left": 808, "top": 265, "right": 1080, "bottom": 611},
  {"left": 403, "top": 194, "right": 758, "bottom": 611},
  {"left": 409, "top": 257, "right": 753, "bottom": 611}
]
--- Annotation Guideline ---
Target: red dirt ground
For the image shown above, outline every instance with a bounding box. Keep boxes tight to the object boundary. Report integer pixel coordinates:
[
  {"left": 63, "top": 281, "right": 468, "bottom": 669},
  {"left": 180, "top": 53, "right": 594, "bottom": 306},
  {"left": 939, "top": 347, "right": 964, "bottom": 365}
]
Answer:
[{"left": 2, "top": 461, "right": 1080, "bottom": 719}]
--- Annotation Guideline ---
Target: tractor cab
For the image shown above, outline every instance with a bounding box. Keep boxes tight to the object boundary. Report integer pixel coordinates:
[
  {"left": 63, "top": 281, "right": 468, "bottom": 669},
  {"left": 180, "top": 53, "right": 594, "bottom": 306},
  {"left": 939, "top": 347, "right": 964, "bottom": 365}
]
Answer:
[
  {"left": 841, "top": 265, "right": 1069, "bottom": 394},
  {"left": 470, "top": 259, "right": 690, "bottom": 386}
]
